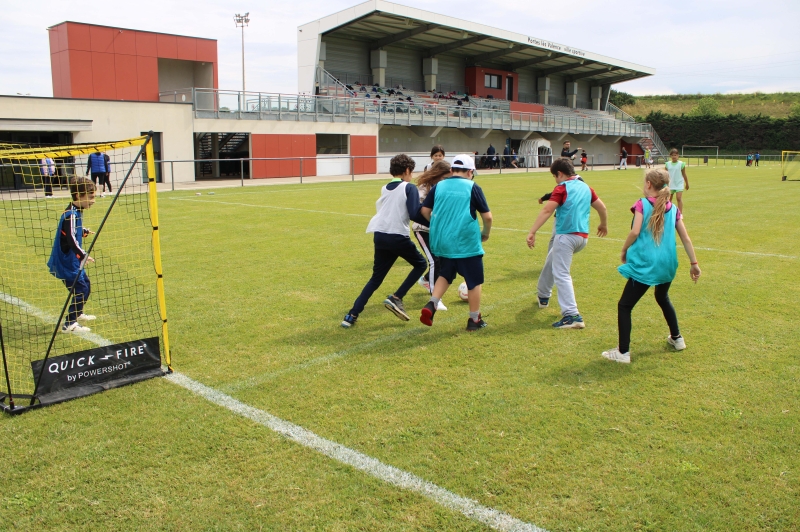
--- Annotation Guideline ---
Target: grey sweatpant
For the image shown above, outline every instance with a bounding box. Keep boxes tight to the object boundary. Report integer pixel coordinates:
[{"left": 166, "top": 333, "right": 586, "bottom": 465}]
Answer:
[{"left": 537, "top": 233, "right": 587, "bottom": 317}]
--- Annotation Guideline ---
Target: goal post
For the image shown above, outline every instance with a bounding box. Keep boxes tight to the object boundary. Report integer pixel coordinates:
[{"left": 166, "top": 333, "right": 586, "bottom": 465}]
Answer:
[
  {"left": 781, "top": 151, "right": 800, "bottom": 181},
  {"left": 681, "top": 145, "right": 719, "bottom": 166},
  {"left": 0, "top": 133, "right": 171, "bottom": 413}
]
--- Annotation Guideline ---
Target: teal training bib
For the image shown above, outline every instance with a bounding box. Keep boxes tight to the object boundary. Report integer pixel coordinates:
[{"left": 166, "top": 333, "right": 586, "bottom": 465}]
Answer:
[
  {"left": 618, "top": 199, "right": 678, "bottom": 286},
  {"left": 429, "top": 178, "right": 484, "bottom": 258}
]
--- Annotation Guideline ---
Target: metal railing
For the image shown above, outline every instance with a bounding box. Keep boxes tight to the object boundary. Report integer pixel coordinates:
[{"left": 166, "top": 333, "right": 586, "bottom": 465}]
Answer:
[
  {"left": 606, "top": 102, "right": 636, "bottom": 122},
  {"left": 167, "top": 88, "right": 668, "bottom": 141}
]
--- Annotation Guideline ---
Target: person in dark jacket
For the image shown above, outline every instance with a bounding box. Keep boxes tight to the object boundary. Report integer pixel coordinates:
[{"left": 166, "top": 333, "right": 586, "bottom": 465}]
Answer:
[
  {"left": 86, "top": 151, "right": 109, "bottom": 196},
  {"left": 561, "top": 141, "right": 581, "bottom": 159}
]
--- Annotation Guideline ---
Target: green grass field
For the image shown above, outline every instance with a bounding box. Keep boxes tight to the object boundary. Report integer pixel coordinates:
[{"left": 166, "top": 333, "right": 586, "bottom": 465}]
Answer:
[{"left": 1, "top": 164, "right": 799, "bottom": 531}]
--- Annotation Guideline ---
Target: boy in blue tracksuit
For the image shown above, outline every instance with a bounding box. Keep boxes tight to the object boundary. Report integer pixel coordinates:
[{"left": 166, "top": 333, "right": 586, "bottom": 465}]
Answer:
[
  {"left": 526, "top": 159, "right": 608, "bottom": 329},
  {"left": 48, "top": 177, "right": 97, "bottom": 333},
  {"left": 341, "top": 154, "right": 428, "bottom": 328}
]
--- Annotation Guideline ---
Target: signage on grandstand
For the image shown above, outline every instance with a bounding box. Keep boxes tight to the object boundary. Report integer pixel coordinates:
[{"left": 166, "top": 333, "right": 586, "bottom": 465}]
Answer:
[
  {"left": 31, "top": 337, "right": 162, "bottom": 396},
  {"left": 527, "top": 37, "right": 586, "bottom": 58}
]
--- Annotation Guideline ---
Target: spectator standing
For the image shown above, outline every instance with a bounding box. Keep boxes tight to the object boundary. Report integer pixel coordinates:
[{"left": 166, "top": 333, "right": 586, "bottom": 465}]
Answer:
[
  {"left": 86, "top": 150, "right": 109, "bottom": 197},
  {"left": 618, "top": 147, "right": 628, "bottom": 170},
  {"left": 101, "top": 152, "right": 112, "bottom": 197},
  {"left": 40, "top": 156, "right": 56, "bottom": 197},
  {"left": 487, "top": 144, "right": 496, "bottom": 169},
  {"left": 561, "top": 141, "right": 581, "bottom": 160},
  {"left": 755, "top": 151, "right": 760, "bottom": 167}
]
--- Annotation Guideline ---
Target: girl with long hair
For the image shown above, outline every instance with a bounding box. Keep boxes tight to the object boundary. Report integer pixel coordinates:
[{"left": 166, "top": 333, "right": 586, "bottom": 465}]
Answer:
[
  {"left": 602, "top": 169, "right": 701, "bottom": 364},
  {"left": 412, "top": 160, "right": 451, "bottom": 310}
]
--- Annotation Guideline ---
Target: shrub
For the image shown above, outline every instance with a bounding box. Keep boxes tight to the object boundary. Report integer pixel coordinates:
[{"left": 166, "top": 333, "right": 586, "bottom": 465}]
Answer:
[{"left": 609, "top": 90, "right": 636, "bottom": 107}]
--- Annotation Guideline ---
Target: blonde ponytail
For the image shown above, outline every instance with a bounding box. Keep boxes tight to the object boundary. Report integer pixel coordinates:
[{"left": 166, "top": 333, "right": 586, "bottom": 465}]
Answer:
[{"left": 645, "top": 169, "right": 671, "bottom": 245}]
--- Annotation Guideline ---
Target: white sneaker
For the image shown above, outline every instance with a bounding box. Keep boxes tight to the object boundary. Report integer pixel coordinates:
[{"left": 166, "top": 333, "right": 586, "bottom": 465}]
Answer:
[
  {"left": 667, "top": 335, "right": 686, "bottom": 350},
  {"left": 62, "top": 322, "right": 91, "bottom": 333},
  {"left": 602, "top": 347, "right": 630, "bottom": 364},
  {"left": 77, "top": 313, "right": 96, "bottom": 322},
  {"left": 436, "top": 300, "right": 447, "bottom": 311},
  {"left": 417, "top": 276, "right": 431, "bottom": 292}
]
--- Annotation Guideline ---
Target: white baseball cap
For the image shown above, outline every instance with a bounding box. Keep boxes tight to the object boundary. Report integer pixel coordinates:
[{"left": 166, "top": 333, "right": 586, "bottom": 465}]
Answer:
[{"left": 451, "top": 154, "right": 476, "bottom": 171}]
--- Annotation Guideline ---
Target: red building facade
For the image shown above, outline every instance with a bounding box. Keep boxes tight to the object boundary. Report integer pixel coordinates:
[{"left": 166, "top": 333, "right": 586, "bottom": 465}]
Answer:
[{"left": 48, "top": 22, "right": 218, "bottom": 101}]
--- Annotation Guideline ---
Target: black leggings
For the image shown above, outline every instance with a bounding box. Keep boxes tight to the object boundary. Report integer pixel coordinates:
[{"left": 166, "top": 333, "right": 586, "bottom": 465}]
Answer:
[{"left": 618, "top": 279, "right": 680, "bottom": 353}]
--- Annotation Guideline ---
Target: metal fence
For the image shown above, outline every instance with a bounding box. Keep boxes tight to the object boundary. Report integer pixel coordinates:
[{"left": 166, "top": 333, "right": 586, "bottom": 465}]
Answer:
[{"left": 159, "top": 88, "right": 669, "bottom": 142}]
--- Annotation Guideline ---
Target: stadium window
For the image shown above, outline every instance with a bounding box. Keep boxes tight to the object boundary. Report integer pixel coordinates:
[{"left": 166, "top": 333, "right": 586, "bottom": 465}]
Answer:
[
  {"left": 316, "top": 134, "right": 349, "bottom": 155},
  {"left": 485, "top": 74, "right": 501, "bottom": 89}
]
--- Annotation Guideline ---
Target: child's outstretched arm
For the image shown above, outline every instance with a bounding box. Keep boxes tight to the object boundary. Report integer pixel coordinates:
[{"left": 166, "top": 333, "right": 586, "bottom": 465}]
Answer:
[
  {"left": 526, "top": 201, "right": 557, "bottom": 248},
  {"left": 620, "top": 211, "right": 643, "bottom": 264},
  {"left": 591, "top": 198, "right": 608, "bottom": 237},
  {"left": 675, "top": 219, "right": 701, "bottom": 282}
]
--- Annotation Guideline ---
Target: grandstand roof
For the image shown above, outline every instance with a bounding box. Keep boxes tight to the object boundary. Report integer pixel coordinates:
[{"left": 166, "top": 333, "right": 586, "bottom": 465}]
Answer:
[{"left": 298, "top": 0, "right": 654, "bottom": 91}]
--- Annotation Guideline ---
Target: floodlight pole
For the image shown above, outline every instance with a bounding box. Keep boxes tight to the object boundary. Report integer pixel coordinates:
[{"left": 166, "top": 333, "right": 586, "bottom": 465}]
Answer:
[{"left": 234, "top": 13, "right": 250, "bottom": 95}]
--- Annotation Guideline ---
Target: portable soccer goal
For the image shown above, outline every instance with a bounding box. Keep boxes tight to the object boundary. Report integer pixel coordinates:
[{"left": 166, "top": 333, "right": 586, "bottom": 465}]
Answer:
[
  {"left": 781, "top": 151, "right": 800, "bottom": 181},
  {"left": 0, "top": 133, "right": 170, "bottom": 413}
]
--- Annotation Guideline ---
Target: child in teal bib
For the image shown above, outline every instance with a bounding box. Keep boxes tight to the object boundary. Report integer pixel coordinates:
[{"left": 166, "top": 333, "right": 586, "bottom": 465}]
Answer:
[{"left": 602, "top": 169, "right": 702, "bottom": 364}]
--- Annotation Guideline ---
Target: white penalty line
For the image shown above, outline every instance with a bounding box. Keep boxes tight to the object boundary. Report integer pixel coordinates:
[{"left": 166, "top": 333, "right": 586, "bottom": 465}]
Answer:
[
  {"left": 171, "top": 197, "right": 798, "bottom": 260},
  {"left": 2, "top": 292, "right": 546, "bottom": 532}
]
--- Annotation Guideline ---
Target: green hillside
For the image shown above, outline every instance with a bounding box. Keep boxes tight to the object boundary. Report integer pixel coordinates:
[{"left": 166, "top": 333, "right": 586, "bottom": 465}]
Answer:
[{"left": 620, "top": 92, "right": 800, "bottom": 119}]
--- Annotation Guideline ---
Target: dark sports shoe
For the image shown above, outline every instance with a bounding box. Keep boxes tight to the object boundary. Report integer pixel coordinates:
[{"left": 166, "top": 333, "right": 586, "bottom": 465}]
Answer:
[
  {"left": 420, "top": 301, "right": 436, "bottom": 326},
  {"left": 538, "top": 297, "right": 549, "bottom": 308},
  {"left": 552, "top": 314, "right": 585, "bottom": 329},
  {"left": 341, "top": 313, "right": 358, "bottom": 328},
  {"left": 466, "top": 314, "right": 487, "bottom": 331},
  {"left": 383, "top": 295, "right": 410, "bottom": 321}
]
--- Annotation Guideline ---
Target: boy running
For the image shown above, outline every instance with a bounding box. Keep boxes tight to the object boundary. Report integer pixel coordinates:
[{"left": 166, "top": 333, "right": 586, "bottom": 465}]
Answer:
[
  {"left": 341, "top": 154, "right": 428, "bottom": 328},
  {"left": 48, "top": 177, "right": 97, "bottom": 333},
  {"left": 419, "top": 154, "right": 492, "bottom": 331},
  {"left": 527, "top": 159, "right": 608, "bottom": 329}
]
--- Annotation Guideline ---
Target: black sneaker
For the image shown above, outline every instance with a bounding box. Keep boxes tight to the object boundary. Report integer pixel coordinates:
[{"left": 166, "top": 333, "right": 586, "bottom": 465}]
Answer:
[
  {"left": 341, "top": 313, "right": 358, "bottom": 328},
  {"left": 466, "top": 314, "right": 487, "bottom": 331},
  {"left": 383, "top": 295, "right": 410, "bottom": 321},
  {"left": 420, "top": 301, "right": 436, "bottom": 326}
]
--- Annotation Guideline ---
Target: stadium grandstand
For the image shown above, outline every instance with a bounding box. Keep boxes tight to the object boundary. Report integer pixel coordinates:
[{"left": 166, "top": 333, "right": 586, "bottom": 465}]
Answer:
[{"left": 0, "top": 0, "right": 666, "bottom": 186}]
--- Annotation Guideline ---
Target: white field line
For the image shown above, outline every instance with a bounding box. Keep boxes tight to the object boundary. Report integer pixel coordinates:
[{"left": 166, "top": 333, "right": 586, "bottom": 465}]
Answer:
[
  {"left": 170, "top": 197, "right": 797, "bottom": 259},
  {"left": 3, "top": 293, "right": 546, "bottom": 532},
  {"left": 0, "top": 292, "right": 111, "bottom": 346},
  {"left": 219, "top": 328, "right": 426, "bottom": 394},
  {"left": 169, "top": 197, "right": 371, "bottom": 218},
  {"left": 221, "top": 289, "right": 539, "bottom": 394},
  {"left": 167, "top": 372, "right": 547, "bottom": 532}
]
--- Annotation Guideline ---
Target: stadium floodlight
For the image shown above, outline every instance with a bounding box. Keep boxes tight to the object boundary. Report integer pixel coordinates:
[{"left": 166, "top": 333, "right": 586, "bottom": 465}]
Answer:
[{"left": 234, "top": 13, "right": 250, "bottom": 92}]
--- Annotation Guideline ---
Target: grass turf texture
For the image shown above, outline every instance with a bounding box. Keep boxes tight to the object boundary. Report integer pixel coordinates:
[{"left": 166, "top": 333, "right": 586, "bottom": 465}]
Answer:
[{"left": 1, "top": 165, "right": 798, "bottom": 531}]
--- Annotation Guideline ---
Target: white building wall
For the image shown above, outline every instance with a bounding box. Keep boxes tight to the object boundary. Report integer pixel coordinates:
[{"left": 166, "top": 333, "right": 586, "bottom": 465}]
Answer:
[{"left": 0, "top": 96, "right": 196, "bottom": 181}]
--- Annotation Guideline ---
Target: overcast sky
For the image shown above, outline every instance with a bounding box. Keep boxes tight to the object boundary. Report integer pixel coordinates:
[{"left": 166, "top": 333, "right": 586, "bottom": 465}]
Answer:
[{"left": 2, "top": 0, "right": 798, "bottom": 97}]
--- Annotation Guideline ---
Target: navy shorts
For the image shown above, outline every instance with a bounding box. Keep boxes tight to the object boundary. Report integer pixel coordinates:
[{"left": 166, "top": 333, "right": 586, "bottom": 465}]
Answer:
[{"left": 439, "top": 255, "right": 484, "bottom": 290}]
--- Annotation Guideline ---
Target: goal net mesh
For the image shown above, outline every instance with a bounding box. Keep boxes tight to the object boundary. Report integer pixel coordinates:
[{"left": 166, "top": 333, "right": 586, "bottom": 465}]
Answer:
[
  {"left": 782, "top": 151, "right": 800, "bottom": 181},
  {"left": 0, "top": 136, "right": 169, "bottom": 406}
]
